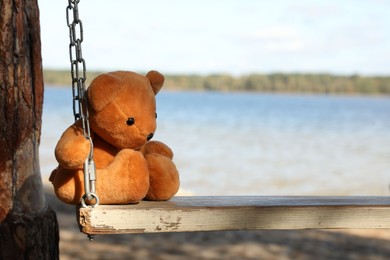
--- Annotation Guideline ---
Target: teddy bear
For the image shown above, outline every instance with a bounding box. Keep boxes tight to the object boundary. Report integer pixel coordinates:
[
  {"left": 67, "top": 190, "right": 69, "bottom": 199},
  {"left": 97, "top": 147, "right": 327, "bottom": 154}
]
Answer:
[{"left": 49, "top": 70, "right": 180, "bottom": 205}]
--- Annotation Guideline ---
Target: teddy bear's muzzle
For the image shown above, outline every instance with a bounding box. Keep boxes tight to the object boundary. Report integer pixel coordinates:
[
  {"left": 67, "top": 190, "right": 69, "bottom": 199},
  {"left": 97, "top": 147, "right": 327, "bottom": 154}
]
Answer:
[{"left": 147, "top": 133, "right": 154, "bottom": 141}]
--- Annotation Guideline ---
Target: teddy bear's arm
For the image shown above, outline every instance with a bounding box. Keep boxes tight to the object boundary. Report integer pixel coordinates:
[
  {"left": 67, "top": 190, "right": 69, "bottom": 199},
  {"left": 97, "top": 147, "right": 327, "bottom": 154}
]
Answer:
[
  {"left": 55, "top": 122, "right": 91, "bottom": 169},
  {"left": 140, "top": 140, "right": 174, "bottom": 159}
]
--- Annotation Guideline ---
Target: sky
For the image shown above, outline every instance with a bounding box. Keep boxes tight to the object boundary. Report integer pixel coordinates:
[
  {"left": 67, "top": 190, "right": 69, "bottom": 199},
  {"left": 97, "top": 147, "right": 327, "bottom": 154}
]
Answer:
[{"left": 39, "top": 0, "right": 390, "bottom": 76}]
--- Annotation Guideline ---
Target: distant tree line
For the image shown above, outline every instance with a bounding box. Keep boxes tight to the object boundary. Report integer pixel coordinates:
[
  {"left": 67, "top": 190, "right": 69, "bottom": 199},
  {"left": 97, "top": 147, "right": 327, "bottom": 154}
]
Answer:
[
  {"left": 44, "top": 70, "right": 390, "bottom": 95},
  {"left": 164, "top": 73, "right": 390, "bottom": 94}
]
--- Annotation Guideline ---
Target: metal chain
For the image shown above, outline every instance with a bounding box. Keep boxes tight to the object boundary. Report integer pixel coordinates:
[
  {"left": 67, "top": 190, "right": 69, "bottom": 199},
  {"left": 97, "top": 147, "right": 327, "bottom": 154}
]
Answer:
[{"left": 66, "top": 0, "right": 99, "bottom": 209}]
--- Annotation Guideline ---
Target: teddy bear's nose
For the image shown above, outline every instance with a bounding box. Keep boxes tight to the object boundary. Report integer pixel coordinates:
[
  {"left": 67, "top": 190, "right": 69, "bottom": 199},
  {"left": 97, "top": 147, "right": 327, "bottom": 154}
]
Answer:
[{"left": 147, "top": 133, "right": 154, "bottom": 141}]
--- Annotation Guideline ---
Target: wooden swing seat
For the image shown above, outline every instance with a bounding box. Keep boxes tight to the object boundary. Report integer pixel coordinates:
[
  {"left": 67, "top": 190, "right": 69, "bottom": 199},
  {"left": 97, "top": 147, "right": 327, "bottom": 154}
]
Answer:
[{"left": 78, "top": 196, "right": 390, "bottom": 235}]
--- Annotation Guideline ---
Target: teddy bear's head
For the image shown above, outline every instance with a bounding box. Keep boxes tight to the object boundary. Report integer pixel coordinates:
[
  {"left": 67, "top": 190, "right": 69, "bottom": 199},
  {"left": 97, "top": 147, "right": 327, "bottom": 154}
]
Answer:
[{"left": 87, "top": 70, "right": 164, "bottom": 150}]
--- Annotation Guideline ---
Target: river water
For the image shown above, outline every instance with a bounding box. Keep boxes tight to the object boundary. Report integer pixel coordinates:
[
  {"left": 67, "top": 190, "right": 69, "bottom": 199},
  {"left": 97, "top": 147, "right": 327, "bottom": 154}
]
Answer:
[{"left": 41, "top": 87, "right": 390, "bottom": 196}]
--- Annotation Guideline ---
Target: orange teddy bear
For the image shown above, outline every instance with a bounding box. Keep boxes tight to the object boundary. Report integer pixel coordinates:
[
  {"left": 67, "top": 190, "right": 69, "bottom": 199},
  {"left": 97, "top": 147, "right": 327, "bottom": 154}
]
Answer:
[{"left": 49, "top": 70, "right": 180, "bottom": 205}]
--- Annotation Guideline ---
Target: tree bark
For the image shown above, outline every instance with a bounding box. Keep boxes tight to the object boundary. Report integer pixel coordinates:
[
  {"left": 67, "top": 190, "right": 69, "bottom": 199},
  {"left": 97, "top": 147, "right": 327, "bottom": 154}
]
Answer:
[{"left": 0, "top": 0, "right": 59, "bottom": 258}]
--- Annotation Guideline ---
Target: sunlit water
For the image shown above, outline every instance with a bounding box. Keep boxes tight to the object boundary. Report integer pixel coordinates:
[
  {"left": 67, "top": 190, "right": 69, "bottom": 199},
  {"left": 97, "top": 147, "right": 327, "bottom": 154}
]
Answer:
[{"left": 41, "top": 87, "right": 390, "bottom": 196}]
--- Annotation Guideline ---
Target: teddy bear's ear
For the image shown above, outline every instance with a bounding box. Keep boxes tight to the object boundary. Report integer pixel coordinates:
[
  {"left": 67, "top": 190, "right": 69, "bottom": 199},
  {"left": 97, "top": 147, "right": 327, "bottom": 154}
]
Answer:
[
  {"left": 146, "top": 70, "right": 165, "bottom": 95},
  {"left": 87, "top": 73, "right": 124, "bottom": 112}
]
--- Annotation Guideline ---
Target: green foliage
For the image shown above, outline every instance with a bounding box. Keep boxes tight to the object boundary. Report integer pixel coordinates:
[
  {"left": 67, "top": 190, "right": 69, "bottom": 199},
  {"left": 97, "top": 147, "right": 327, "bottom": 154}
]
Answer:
[
  {"left": 43, "top": 69, "right": 103, "bottom": 87},
  {"left": 43, "top": 70, "right": 390, "bottom": 95},
  {"left": 164, "top": 73, "right": 390, "bottom": 95}
]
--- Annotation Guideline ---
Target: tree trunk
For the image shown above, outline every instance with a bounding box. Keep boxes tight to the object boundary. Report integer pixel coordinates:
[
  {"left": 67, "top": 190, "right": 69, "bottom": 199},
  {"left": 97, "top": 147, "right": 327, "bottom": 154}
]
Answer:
[{"left": 0, "top": 0, "right": 59, "bottom": 259}]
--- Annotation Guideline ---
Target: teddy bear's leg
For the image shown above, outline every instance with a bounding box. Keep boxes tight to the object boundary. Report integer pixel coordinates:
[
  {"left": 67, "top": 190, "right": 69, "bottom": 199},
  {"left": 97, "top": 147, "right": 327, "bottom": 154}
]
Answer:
[
  {"left": 144, "top": 153, "right": 180, "bottom": 201},
  {"left": 50, "top": 167, "right": 85, "bottom": 205},
  {"left": 96, "top": 149, "right": 150, "bottom": 204}
]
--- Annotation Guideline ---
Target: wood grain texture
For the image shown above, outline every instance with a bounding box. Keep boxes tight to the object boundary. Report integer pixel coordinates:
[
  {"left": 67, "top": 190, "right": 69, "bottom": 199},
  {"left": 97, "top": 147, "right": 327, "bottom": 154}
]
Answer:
[
  {"left": 0, "top": 0, "right": 59, "bottom": 258},
  {"left": 79, "top": 196, "right": 390, "bottom": 235}
]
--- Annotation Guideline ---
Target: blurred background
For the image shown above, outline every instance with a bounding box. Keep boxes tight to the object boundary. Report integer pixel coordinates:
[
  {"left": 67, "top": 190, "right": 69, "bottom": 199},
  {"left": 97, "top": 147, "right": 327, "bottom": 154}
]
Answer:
[{"left": 40, "top": 0, "right": 390, "bottom": 75}]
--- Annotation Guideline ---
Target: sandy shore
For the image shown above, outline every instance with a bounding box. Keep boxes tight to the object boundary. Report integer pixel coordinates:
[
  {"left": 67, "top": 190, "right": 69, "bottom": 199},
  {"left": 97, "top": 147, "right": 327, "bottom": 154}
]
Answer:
[{"left": 45, "top": 185, "right": 390, "bottom": 260}]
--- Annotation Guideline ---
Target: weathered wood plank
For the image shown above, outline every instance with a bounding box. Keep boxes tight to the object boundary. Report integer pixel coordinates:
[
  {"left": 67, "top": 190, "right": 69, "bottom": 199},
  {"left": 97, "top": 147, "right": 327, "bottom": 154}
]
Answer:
[{"left": 78, "top": 196, "right": 390, "bottom": 234}]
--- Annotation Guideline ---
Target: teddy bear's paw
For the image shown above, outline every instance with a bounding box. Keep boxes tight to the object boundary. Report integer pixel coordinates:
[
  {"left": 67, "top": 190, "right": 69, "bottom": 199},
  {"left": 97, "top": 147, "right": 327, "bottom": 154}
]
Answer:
[
  {"left": 144, "top": 153, "right": 180, "bottom": 201},
  {"left": 55, "top": 134, "right": 91, "bottom": 169},
  {"left": 140, "top": 140, "right": 174, "bottom": 159}
]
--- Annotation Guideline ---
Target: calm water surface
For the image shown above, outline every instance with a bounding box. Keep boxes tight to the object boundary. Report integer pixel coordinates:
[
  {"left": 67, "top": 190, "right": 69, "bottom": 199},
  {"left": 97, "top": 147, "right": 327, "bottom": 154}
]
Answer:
[{"left": 41, "top": 87, "right": 390, "bottom": 196}]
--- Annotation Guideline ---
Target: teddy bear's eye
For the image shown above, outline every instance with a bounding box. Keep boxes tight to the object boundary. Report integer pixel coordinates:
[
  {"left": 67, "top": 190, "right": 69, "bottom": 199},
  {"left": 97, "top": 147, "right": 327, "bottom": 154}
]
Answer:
[
  {"left": 126, "top": 117, "right": 135, "bottom": 126},
  {"left": 155, "top": 113, "right": 157, "bottom": 119}
]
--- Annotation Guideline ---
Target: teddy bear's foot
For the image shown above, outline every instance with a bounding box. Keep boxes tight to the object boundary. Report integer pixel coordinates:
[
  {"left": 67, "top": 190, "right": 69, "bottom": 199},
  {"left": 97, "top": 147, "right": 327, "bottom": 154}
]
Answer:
[
  {"left": 144, "top": 153, "right": 180, "bottom": 201},
  {"left": 96, "top": 149, "right": 150, "bottom": 204}
]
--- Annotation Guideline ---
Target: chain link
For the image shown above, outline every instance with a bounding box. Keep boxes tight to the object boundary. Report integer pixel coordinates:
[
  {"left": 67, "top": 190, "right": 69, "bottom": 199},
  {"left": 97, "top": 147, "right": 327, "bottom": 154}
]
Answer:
[{"left": 66, "top": 0, "right": 98, "bottom": 208}]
